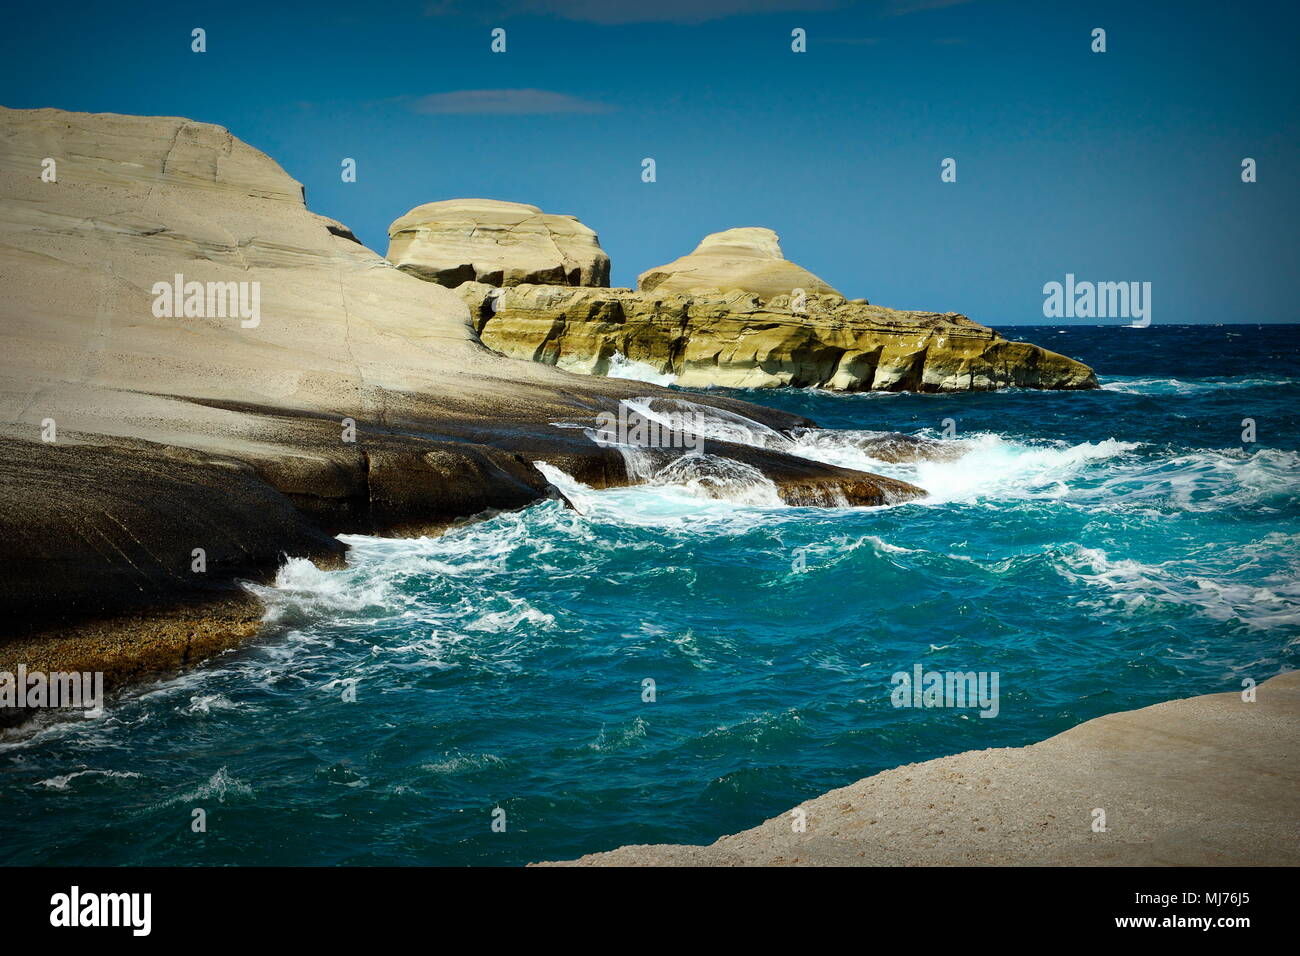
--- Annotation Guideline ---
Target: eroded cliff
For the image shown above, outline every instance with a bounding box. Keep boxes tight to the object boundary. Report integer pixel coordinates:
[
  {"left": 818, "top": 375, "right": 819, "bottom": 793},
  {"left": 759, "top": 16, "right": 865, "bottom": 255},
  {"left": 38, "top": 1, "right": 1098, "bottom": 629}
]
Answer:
[
  {"left": 384, "top": 207, "right": 1098, "bottom": 391},
  {"left": 462, "top": 284, "right": 1098, "bottom": 391}
]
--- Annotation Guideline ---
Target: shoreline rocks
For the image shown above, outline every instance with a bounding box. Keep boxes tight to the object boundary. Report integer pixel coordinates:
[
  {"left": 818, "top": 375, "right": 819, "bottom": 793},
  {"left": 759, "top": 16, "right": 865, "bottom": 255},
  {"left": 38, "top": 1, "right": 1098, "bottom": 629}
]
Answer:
[
  {"left": 462, "top": 284, "right": 1098, "bottom": 391},
  {"left": 537, "top": 670, "right": 1300, "bottom": 866}
]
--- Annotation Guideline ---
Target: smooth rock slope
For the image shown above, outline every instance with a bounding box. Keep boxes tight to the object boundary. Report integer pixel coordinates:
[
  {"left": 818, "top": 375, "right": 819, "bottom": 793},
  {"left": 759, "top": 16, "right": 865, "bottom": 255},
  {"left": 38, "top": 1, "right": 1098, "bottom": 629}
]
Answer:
[{"left": 540, "top": 670, "right": 1300, "bottom": 866}]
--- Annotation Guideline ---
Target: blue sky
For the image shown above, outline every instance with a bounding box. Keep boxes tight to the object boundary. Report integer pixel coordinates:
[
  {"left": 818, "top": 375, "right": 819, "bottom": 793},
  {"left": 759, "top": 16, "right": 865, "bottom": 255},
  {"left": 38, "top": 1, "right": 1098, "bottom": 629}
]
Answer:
[{"left": 3, "top": 0, "right": 1296, "bottom": 323}]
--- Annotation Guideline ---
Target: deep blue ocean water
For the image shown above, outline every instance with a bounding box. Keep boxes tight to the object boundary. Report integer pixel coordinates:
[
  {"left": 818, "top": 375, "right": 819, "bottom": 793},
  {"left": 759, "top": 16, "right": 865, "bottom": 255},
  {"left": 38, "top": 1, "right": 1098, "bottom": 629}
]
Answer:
[{"left": 2, "top": 324, "right": 1296, "bottom": 866}]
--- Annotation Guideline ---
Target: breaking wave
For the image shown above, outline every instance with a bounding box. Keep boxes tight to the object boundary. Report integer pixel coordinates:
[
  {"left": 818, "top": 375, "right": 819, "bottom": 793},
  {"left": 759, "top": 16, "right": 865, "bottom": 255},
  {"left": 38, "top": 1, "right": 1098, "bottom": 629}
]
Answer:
[{"left": 604, "top": 351, "right": 677, "bottom": 386}]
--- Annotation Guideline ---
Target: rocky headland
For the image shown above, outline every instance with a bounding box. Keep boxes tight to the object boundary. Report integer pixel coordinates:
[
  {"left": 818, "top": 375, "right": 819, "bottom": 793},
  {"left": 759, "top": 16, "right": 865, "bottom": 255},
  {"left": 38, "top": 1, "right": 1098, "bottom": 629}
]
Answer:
[
  {"left": 0, "top": 107, "right": 926, "bottom": 689},
  {"left": 386, "top": 206, "right": 1097, "bottom": 391}
]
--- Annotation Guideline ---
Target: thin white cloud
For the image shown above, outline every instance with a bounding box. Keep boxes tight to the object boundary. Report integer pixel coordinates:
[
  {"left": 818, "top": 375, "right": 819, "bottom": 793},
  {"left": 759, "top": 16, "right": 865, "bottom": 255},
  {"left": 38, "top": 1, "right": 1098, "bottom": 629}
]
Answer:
[
  {"left": 410, "top": 89, "right": 613, "bottom": 115},
  {"left": 420, "top": 0, "right": 975, "bottom": 24},
  {"left": 520, "top": 0, "right": 843, "bottom": 24},
  {"left": 886, "top": 0, "right": 974, "bottom": 15},
  {"left": 424, "top": 0, "right": 845, "bottom": 25}
]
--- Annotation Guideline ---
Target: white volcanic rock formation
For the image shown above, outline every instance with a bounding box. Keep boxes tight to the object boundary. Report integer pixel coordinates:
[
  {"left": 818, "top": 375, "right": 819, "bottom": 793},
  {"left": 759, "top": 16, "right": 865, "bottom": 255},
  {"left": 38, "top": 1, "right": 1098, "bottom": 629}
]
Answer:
[
  {"left": 387, "top": 198, "right": 611, "bottom": 288},
  {"left": 389, "top": 214, "right": 1096, "bottom": 392},
  {"left": 0, "top": 107, "right": 919, "bottom": 665},
  {"left": 637, "top": 226, "right": 841, "bottom": 298}
]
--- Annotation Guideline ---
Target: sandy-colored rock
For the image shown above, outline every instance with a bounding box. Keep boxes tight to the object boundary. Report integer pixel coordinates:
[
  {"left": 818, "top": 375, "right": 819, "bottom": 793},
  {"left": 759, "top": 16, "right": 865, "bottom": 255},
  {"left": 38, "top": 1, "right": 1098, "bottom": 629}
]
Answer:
[
  {"left": 387, "top": 198, "right": 610, "bottom": 288},
  {"left": 0, "top": 107, "right": 917, "bottom": 673},
  {"left": 638, "top": 226, "right": 840, "bottom": 298},
  {"left": 539, "top": 670, "right": 1300, "bottom": 866},
  {"left": 468, "top": 285, "right": 1098, "bottom": 391}
]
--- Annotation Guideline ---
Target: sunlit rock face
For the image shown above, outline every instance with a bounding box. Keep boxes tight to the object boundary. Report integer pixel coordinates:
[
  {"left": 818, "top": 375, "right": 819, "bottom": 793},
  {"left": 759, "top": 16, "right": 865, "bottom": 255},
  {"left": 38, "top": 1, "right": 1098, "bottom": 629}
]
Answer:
[
  {"left": 386, "top": 198, "right": 610, "bottom": 288},
  {"left": 464, "top": 284, "right": 1099, "bottom": 392},
  {"left": 388, "top": 210, "right": 1096, "bottom": 392},
  {"left": 637, "top": 227, "right": 841, "bottom": 299}
]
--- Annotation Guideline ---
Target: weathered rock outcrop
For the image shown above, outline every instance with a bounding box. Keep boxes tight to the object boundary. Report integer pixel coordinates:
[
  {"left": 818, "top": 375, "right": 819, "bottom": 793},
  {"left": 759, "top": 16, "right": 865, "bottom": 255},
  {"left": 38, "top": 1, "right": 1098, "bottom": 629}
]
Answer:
[
  {"left": 462, "top": 284, "right": 1098, "bottom": 391},
  {"left": 387, "top": 198, "right": 610, "bottom": 288},
  {"left": 539, "top": 670, "right": 1300, "bottom": 866},
  {"left": 638, "top": 226, "right": 841, "bottom": 299},
  {"left": 383, "top": 221, "right": 1097, "bottom": 391},
  {"left": 0, "top": 107, "right": 919, "bottom": 681}
]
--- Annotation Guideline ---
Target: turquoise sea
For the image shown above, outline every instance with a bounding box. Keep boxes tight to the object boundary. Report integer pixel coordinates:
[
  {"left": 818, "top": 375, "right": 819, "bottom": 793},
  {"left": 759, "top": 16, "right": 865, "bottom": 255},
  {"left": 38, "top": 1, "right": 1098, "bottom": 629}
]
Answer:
[{"left": 1, "top": 325, "right": 1296, "bottom": 866}]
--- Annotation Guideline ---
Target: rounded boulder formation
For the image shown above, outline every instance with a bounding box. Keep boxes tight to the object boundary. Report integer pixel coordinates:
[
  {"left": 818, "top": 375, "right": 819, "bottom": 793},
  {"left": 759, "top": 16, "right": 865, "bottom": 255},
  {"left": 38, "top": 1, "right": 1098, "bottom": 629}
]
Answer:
[
  {"left": 387, "top": 198, "right": 611, "bottom": 288},
  {"left": 637, "top": 226, "right": 842, "bottom": 298}
]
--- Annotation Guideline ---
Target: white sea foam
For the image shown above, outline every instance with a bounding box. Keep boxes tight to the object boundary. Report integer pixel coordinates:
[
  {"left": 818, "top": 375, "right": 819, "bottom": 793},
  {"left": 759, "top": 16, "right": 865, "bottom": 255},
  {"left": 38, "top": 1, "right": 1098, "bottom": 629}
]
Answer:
[
  {"left": 909, "top": 435, "right": 1141, "bottom": 504},
  {"left": 781, "top": 427, "right": 1139, "bottom": 506},
  {"left": 162, "top": 766, "right": 253, "bottom": 806},
  {"left": 651, "top": 454, "right": 782, "bottom": 506},
  {"left": 35, "top": 769, "right": 143, "bottom": 790},
  {"left": 1055, "top": 541, "right": 1300, "bottom": 629},
  {"left": 1085, "top": 447, "right": 1298, "bottom": 513},
  {"left": 608, "top": 397, "right": 1151, "bottom": 508},
  {"left": 535, "top": 460, "right": 598, "bottom": 513},
  {"left": 421, "top": 752, "right": 506, "bottom": 775},
  {"left": 549, "top": 393, "right": 1284, "bottom": 523},
  {"left": 621, "top": 396, "right": 792, "bottom": 452},
  {"left": 536, "top": 454, "right": 782, "bottom": 522},
  {"left": 605, "top": 352, "right": 677, "bottom": 386},
  {"left": 587, "top": 716, "right": 649, "bottom": 752},
  {"left": 182, "top": 694, "right": 241, "bottom": 715},
  {"left": 469, "top": 599, "right": 556, "bottom": 633},
  {"left": 609, "top": 396, "right": 1293, "bottom": 517},
  {"left": 1100, "top": 375, "right": 1292, "bottom": 395},
  {"left": 245, "top": 556, "right": 394, "bottom": 623}
]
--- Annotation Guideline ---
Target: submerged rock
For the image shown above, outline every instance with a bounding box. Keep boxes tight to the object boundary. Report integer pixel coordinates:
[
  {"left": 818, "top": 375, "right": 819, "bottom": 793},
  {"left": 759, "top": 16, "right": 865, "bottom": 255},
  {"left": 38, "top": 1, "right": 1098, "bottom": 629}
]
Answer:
[
  {"left": 466, "top": 284, "right": 1098, "bottom": 391},
  {"left": 387, "top": 198, "right": 610, "bottom": 288},
  {"left": 790, "top": 431, "right": 968, "bottom": 464}
]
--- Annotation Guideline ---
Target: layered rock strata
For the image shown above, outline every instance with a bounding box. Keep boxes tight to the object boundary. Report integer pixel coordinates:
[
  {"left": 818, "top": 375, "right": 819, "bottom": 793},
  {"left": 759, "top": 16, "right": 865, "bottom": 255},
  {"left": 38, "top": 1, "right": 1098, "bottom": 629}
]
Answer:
[
  {"left": 461, "top": 284, "right": 1098, "bottom": 391},
  {"left": 380, "top": 207, "right": 1099, "bottom": 391}
]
